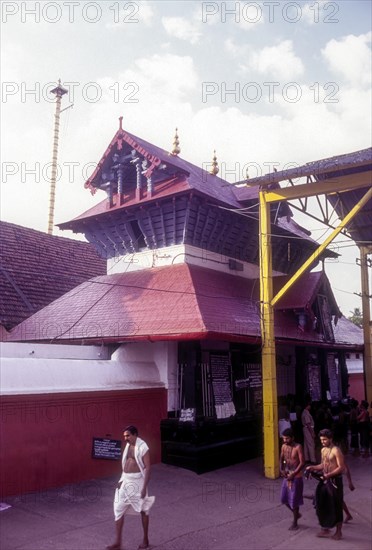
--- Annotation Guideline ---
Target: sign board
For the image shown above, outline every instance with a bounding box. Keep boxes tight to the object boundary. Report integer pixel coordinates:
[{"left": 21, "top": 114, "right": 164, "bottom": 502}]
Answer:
[
  {"left": 210, "top": 354, "right": 232, "bottom": 405},
  {"left": 210, "top": 354, "right": 236, "bottom": 418},
  {"left": 179, "top": 408, "right": 196, "bottom": 422},
  {"left": 92, "top": 438, "right": 122, "bottom": 460},
  {"left": 247, "top": 363, "right": 262, "bottom": 388}
]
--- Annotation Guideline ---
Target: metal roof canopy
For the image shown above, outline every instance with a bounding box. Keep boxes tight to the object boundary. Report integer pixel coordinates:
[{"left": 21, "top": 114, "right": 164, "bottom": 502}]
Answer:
[
  {"left": 241, "top": 147, "right": 372, "bottom": 480},
  {"left": 237, "top": 147, "right": 372, "bottom": 250}
]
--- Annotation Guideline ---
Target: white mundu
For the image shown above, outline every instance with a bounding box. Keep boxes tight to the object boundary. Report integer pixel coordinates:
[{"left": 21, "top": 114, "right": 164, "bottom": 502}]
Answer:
[{"left": 114, "top": 437, "right": 155, "bottom": 520}]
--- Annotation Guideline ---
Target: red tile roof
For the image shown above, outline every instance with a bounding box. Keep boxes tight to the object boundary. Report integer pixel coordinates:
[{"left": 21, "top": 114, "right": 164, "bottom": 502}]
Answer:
[
  {"left": 8, "top": 264, "right": 347, "bottom": 348},
  {"left": 0, "top": 221, "right": 106, "bottom": 330},
  {"left": 273, "top": 270, "right": 340, "bottom": 315}
]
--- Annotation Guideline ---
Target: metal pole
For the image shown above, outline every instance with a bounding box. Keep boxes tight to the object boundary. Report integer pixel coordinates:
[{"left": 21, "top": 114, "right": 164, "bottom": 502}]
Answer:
[
  {"left": 359, "top": 246, "right": 372, "bottom": 403},
  {"left": 47, "top": 80, "right": 68, "bottom": 234},
  {"left": 259, "top": 189, "right": 279, "bottom": 479}
]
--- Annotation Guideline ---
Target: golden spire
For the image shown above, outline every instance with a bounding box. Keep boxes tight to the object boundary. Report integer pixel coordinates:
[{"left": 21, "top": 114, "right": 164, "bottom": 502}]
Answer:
[
  {"left": 245, "top": 166, "right": 250, "bottom": 181},
  {"left": 210, "top": 150, "right": 219, "bottom": 175},
  {"left": 170, "top": 127, "right": 181, "bottom": 156}
]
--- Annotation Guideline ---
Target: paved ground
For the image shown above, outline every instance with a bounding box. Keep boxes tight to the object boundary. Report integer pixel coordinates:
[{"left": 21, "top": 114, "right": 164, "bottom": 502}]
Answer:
[{"left": 1, "top": 454, "right": 371, "bottom": 550}]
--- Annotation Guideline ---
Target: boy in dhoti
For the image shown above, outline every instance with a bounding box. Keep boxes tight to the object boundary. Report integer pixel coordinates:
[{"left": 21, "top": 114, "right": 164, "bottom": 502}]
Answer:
[
  {"left": 305, "top": 429, "right": 345, "bottom": 540},
  {"left": 107, "top": 425, "right": 155, "bottom": 550},
  {"left": 280, "top": 428, "right": 305, "bottom": 530}
]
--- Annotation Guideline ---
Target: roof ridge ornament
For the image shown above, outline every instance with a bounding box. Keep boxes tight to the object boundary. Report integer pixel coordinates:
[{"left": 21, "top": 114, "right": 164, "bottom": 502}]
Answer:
[
  {"left": 119, "top": 116, "right": 123, "bottom": 130},
  {"left": 210, "top": 150, "right": 219, "bottom": 175},
  {"left": 170, "top": 127, "right": 181, "bottom": 156}
]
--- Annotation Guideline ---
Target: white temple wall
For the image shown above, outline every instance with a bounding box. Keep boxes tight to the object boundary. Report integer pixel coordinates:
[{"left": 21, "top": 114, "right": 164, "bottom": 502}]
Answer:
[{"left": 107, "top": 243, "right": 285, "bottom": 278}]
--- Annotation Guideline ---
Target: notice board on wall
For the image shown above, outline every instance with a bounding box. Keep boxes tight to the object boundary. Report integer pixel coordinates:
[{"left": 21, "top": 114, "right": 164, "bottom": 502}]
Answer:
[
  {"left": 210, "top": 354, "right": 236, "bottom": 418},
  {"left": 92, "top": 438, "right": 122, "bottom": 460}
]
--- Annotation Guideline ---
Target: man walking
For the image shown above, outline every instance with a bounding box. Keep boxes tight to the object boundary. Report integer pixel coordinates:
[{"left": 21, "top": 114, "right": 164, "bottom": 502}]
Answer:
[
  {"left": 305, "top": 429, "right": 345, "bottom": 540},
  {"left": 280, "top": 428, "right": 305, "bottom": 530},
  {"left": 107, "top": 425, "right": 155, "bottom": 550}
]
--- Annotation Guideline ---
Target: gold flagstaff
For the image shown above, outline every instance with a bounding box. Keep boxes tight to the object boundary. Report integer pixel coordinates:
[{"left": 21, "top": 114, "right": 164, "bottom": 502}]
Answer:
[{"left": 47, "top": 80, "right": 68, "bottom": 235}]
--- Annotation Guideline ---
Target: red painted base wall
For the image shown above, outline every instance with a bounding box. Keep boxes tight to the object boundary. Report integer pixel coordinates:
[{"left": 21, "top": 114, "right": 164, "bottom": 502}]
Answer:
[
  {"left": 348, "top": 373, "right": 366, "bottom": 403},
  {"left": 0, "top": 388, "right": 167, "bottom": 498}
]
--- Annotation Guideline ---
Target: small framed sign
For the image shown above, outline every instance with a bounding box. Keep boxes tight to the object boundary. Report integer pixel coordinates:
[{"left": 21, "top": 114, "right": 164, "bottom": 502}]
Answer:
[{"left": 92, "top": 438, "right": 122, "bottom": 460}]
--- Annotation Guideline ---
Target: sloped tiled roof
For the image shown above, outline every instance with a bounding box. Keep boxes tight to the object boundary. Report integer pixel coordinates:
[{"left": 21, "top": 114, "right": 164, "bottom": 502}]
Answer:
[
  {"left": 8, "top": 264, "right": 349, "bottom": 348},
  {"left": 59, "top": 128, "right": 241, "bottom": 228},
  {"left": 273, "top": 270, "right": 341, "bottom": 316},
  {"left": 333, "top": 316, "right": 364, "bottom": 348},
  {"left": 0, "top": 221, "right": 106, "bottom": 330}
]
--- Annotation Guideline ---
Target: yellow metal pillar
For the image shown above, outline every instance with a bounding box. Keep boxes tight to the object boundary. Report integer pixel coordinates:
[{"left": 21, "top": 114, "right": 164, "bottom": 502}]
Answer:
[
  {"left": 360, "top": 246, "right": 372, "bottom": 404},
  {"left": 259, "top": 190, "right": 279, "bottom": 479}
]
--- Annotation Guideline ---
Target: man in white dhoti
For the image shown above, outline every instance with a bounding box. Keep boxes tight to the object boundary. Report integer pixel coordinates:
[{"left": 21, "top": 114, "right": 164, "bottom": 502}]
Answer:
[{"left": 107, "top": 425, "right": 155, "bottom": 550}]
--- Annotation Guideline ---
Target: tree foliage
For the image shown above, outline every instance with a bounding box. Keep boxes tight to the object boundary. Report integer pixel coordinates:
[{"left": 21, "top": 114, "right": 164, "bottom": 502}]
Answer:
[{"left": 348, "top": 307, "right": 363, "bottom": 328}]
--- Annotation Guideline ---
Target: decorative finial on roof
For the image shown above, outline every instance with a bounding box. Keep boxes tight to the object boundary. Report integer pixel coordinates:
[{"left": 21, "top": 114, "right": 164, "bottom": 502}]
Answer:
[
  {"left": 119, "top": 116, "right": 123, "bottom": 130},
  {"left": 170, "top": 127, "right": 181, "bottom": 156},
  {"left": 210, "top": 150, "right": 219, "bottom": 175},
  {"left": 245, "top": 167, "right": 250, "bottom": 181}
]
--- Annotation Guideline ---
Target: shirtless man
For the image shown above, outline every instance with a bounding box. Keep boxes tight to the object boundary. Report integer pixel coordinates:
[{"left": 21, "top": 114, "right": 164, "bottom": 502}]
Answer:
[
  {"left": 280, "top": 428, "right": 305, "bottom": 530},
  {"left": 305, "top": 428, "right": 345, "bottom": 540},
  {"left": 107, "top": 425, "right": 154, "bottom": 550}
]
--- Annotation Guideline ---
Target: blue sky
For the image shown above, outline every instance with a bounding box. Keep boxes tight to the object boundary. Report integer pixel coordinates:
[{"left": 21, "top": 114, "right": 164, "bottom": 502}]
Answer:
[{"left": 1, "top": 0, "right": 371, "bottom": 315}]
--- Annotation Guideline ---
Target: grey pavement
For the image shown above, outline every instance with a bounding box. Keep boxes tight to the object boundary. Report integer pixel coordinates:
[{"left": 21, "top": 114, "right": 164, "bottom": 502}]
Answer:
[{"left": 1, "top": 454, "right": 371, "bottom": 550}]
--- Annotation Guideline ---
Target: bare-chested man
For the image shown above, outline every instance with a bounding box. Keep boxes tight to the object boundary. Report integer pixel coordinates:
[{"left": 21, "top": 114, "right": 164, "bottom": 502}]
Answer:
[
  {"left": 107, "top": 425, "right": 155, "bottom": 550},
  {"left": 305, "top": 428, "right": 345, "bottom": 540},
  {"left": 280, "top": 428, "right": 305, "bottom": 530}
]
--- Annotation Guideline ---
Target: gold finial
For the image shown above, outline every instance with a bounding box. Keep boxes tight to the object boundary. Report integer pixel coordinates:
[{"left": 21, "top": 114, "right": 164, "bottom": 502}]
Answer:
[
  {"left": 171, "top": 127, "right": 181, "bottom": 156},
  {"left": 210, "top": 150, "right": 219, "bottom": 175},
  {"left": 119, "top": 116, "right": 123, "bottom": 130},
  {"left": 245, "top": 167, "right": 249, "bottom": 180}
]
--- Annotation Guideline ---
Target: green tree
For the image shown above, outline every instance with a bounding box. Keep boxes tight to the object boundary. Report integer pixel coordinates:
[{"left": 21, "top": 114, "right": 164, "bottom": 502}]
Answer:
[{"left": 348, "top": 307, "right": 363, "bottom": 328}]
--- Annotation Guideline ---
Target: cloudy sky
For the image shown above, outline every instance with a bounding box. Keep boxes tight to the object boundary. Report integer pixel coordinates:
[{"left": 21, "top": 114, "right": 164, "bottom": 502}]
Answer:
[{"left": 1, "top": 0, "right": 371, "bottom": 316}]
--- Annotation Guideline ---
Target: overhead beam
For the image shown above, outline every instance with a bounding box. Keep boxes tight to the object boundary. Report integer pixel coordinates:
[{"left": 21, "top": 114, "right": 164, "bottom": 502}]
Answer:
[
  {"left": 272, "top": 187, "right": 372, "bottom": 307},
  {"left": 236, "top": 150, "right": 371, "bottom": 187},
  {"left": 264, "top": 172, "right": 372, "bottom": 203}
]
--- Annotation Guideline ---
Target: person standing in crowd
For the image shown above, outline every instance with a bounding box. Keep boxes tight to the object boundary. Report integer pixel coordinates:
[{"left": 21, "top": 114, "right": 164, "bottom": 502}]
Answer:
[
  {"left": 349, "top": 399, "right": 360, "bottom": 455},
  {"left": 301, "top": 402, "right": 316, "bottom": 464},
  {"left": 280, "top": 428, "right": 305, "bottom": 530},
  {"left": 107, "top": 425, "right": 155, "bottom": 550},
  {"left": 357, "top": 400, "right": 370, "bottom": 457},
  {"left": 305, "top": 429, "right": 345, "bottom": 540}
]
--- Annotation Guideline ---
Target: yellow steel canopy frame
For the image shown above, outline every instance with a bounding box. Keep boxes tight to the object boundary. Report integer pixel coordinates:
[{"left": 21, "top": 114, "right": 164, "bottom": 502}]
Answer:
[{"left": 259, "top": 184, "right": 372, "bottom": 479}]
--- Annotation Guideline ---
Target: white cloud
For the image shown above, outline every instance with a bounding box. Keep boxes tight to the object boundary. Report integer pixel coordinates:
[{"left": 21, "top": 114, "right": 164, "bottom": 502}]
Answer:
[
  {"left": 322, "top": 32, "right": 372, "bottom": 87},
  {"left": 106, "top": 0, "right": 154, "bottom": 29},
  {"left": 197, "top": 1, "right": 264, "bottom": 30},
  {"left": 138, "top": 1, "right": 155, "bottom": 26},
  {"left": 224, "top": 38, "right": 246, "bottom": 58},
  {"left": 162, "top": 16, "right": 202, "bottom": 45},
  {"left": 302, "top": 0, "right": 333, "bottom": 25},
  {"left": 242, "top": 40, "right": 305, "bottom": 80}
]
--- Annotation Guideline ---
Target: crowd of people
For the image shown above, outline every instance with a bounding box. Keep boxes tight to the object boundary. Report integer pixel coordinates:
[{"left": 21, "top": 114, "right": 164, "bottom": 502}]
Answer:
[
  {"left": 279, "top": 395, "right": 371, "bottom": 541},
  {"left": 278, "top": 395, "right": 371, "bottom": 459}
]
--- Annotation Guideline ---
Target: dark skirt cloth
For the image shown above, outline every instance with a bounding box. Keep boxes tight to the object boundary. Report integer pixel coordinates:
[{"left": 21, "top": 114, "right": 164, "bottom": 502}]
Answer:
[
  {"left": 358, "top": 422, "right": 370, "bottom": 449},
  {"left": 280, "top": 477, "right": 304, "bottom": 509},
  {"left": 315, "top": 477, "right": 343, "bottom": 528},
  {"left": 350, "top": 427, "right": 359, "bottom": 449}
]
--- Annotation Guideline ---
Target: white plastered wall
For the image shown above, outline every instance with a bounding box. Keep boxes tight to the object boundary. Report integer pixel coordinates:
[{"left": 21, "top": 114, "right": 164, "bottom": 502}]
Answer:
[{"left": 0, "top": 341, "right": 178, "bottom": 406}]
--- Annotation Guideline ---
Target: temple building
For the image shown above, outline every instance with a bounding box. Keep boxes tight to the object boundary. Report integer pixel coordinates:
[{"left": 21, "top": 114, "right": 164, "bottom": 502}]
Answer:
[{"left": 1, "top": 120, "right": 364, "bottom": 496}]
